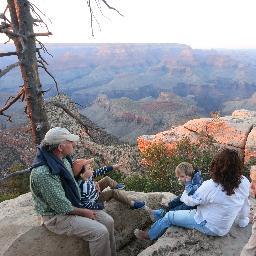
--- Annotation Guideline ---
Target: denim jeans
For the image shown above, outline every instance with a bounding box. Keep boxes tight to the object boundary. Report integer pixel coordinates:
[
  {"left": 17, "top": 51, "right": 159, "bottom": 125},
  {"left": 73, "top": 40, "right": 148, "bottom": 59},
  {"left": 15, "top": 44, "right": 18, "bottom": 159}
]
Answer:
[
  {"left": 168, "top": 195, "right": 196, "bottom": 211},
  {"left": 148, "top": 209, "right": 217, "bottom": 240}
]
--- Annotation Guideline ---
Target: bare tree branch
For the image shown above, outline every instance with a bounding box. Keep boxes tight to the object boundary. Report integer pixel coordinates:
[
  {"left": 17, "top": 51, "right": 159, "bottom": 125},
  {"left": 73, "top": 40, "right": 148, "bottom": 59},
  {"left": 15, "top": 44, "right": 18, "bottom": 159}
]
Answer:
[
  {"left": 87, "top": 0, "right": 94, "bottom": 36},
  {"left": 0, "top": 20, "right": 11, "bottom": 29},
  {"left": 0, "top": 9, "right": 11, "bottom": 23},
  {"left": 86, "top": 0, "right": 122, "bottom": 36},
  {"left": 36, "top": 48, "right": 48, "bottom": 65},
  {"left": 1, "top": 112, "right": 12, "bottom": 122},
  {"left": 29, "top": 32, "right": 52, "bottom": 37},
  {"left": 0, "top": 61, "right": 19, "bottom": 78},
  {"left": 36, "top": 39, "right": 53, "bottom": 57},
  {"left": 0, "top": 51, "right": 17, "bottom": 57},
  {"left": 29, "top": 2, "right": 50, "bottom": 21},
  {"left": 101, "top": 0, "right": 123, "bottom": 16},
  {"left": 46, "top": 101, "right": 97, "bottom": 140},
  {"left": 87, "top": 0, "right": 104, "bottom": 36},
  {"left": 33, "top": 18, "right": 43, "bottom": 23},
  {"left": 0, "top": 87, "right": 24, "bottom": 116},
  {"left": 4, "top": 5, "right": 9, "bottom": 16},
  {"left": 0, "top": 26, "right": 51, "bottom": 39},
  {"left": 0, "top": 27, "right": 22, "bottom": 38},
  {"left": 95, "top": 0, "right": 110, "bottom": 21},
  {"left": 37, "top": 60, "right": 59, "bottom": 94},
  {"left": 29, "top": 2, "right": 51, "bottom": 32}
]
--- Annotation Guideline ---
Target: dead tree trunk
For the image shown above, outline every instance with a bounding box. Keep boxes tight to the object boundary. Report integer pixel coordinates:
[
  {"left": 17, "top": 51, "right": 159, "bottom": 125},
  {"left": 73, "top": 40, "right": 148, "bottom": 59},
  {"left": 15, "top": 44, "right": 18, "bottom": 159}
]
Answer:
[
  {"left": 7, "top": 0, "right": 49, "bottom": 144},
  {"left": 1, "top": 0, "right": 122, "bottom": 145}
]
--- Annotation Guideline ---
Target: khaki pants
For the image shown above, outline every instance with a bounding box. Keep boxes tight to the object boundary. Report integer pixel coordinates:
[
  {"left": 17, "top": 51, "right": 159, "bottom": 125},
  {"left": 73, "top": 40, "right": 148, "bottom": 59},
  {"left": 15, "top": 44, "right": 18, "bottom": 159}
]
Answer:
[
  {"left": 98, "top": 176, "right": 132, "bottom": 207},
  {"left": 42, "top": 210, "right": 116, "bottom": 256},
  {"left": 241, "top": 222, "right": 256, "bottom": 256}
]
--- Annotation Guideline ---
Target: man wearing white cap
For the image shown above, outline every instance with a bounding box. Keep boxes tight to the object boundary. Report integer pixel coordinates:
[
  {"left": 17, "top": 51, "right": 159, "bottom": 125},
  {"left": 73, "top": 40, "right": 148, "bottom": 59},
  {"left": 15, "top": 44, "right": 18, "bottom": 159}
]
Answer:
[
  {"left": 30, "top": 127, "right": 116, "bottom": 256},
  {"left": 241, "top": 165, "right": 256, "bottom": 256}
]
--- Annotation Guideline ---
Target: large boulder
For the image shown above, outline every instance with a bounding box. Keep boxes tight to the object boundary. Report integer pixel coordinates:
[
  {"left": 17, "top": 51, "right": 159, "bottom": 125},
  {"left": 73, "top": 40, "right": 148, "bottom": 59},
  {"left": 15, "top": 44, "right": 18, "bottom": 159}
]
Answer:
[
  {"left": 138, "top": 224, "right": 252, "bottom": 256},
  {"left": 0, "top": 192, "right": 253, "bottom": 256},
  {"left": 138, "top": 109, "right": 256, "bottom": 164},
  {"left": 0, "top": 191, "right": 168, "bottom": 256}
]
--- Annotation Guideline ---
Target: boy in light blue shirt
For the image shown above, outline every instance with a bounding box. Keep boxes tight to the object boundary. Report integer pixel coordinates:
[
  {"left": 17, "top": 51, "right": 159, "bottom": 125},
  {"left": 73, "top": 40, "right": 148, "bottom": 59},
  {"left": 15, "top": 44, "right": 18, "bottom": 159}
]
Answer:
[{"left": 147, "top": 162, "right": 203, "bottom": 221}]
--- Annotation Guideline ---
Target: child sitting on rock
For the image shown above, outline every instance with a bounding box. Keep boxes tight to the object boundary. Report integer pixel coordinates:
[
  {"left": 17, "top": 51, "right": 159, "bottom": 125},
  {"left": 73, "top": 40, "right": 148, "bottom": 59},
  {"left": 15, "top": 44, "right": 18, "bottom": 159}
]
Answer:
[
  {"left": 147, "top": 162, "right": 203, "bottom": 221},
  {"left": 72, "top": 158, "right": 145, "bottom": 210}
]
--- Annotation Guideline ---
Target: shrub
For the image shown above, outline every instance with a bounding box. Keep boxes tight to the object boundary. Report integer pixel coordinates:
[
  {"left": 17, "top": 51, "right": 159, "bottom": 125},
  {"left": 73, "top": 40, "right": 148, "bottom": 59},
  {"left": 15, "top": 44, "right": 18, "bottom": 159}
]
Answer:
[
  {"left": 1, "top": 163, "right": 30, "bottom": 202},
  {"left": 0, "top": 193, "right": 20, "bottom": 203},
  {"left": 126, "top": 135, "right": 219, "bottom": 194}
]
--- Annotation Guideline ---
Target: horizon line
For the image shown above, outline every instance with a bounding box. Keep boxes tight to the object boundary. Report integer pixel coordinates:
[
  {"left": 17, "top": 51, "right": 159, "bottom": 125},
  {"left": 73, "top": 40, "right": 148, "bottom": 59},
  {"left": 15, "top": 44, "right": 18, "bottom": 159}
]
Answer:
[{"left": 1, "top": 42, "right": 256, "bottom": 51}]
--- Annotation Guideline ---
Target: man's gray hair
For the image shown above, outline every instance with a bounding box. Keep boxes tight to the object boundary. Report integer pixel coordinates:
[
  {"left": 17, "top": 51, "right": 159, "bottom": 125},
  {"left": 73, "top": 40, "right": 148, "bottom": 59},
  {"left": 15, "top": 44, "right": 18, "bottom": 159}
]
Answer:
[{"left": 41, "top": 140, "right": 60, "bottom": 152}]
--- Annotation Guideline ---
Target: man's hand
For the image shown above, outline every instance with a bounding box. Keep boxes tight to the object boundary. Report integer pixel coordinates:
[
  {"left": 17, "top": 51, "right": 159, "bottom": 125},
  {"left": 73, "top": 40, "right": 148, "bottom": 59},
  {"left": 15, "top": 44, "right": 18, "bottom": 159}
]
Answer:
[
  {"left": 70, "top": 207, "right": 96, "bottom": 220},
  {"left": 81, "top": 209, "right": 96, "bottom": 220}
]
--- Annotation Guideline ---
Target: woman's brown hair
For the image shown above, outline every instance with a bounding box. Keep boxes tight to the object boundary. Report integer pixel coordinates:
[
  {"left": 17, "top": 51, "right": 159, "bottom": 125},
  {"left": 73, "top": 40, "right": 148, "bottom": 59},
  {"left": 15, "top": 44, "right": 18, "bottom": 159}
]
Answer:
[{"left": 210, "top": 148, "right": 243, "bottom": 195}]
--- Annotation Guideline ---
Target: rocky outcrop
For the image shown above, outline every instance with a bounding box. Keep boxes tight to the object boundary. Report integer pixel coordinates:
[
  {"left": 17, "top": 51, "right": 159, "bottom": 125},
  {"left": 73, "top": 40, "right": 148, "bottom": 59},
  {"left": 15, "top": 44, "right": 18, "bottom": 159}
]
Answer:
[
  {"left": 138, "top": 109, "right": 256, "bottom": 164},
  {"left": 138, "top": 224, "right": 252, "bottom": 256},
  {"left": 44, "top": 94, "right": 143, "bottom": 174},
  {"left": 0, "top": 126, "right": 36, "bottom": 171},
  {"left": 0, "top": 192, "right": 252, "bottom": 256},
  {"left": 0, "top": 94, "right": 143, "bottom": 178},
  {"left": 0, "top": 191, "right": 161, "bottom": 256}
]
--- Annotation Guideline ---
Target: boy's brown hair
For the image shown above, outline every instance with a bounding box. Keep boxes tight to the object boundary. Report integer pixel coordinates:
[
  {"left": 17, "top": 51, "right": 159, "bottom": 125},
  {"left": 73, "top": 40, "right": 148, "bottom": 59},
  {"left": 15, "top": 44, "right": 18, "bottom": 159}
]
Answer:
[
  {"left": 175, "top": 162, "right": 194, "bottom": 177},
  {"left": 72, "top": 158, "right": 94, "bottom": 177}
]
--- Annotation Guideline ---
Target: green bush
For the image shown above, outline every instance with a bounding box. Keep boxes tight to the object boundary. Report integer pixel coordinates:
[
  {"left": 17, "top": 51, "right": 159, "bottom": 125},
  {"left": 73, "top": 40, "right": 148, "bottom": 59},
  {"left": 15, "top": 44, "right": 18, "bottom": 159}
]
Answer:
[
  {"left": 0, "top": 193, "right": 20, "bottom": 203},
  {"left": 126, "top": 135, "right": 219, "bottom": 193},
  {"left": 101, "top": 168, "right": 125, "bottom": 184},
  {"left": 1, "top": 163, "right": 30, "bottom": 202}
]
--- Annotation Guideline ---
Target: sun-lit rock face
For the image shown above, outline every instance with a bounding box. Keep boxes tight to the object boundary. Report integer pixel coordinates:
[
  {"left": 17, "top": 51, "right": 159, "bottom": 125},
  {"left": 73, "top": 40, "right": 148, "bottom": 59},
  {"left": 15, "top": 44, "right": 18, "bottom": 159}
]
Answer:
[{"left": 137, "top": 109, "right": 256, "bottom": 164}]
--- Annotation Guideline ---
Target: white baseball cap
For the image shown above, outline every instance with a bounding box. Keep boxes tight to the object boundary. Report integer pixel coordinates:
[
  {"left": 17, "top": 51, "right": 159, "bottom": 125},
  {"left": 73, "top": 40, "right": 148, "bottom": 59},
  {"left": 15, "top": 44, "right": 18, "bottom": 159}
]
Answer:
[{"left": 43, "top": 127, "right": 79, "bottom": 145}]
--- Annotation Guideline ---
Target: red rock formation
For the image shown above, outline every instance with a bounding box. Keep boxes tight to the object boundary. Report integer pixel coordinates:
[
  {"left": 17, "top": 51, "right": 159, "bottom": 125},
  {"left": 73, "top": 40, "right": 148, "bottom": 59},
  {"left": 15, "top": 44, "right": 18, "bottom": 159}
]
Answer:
[{"left": 137, "top": 109, "right": 256, "bottom": 164}]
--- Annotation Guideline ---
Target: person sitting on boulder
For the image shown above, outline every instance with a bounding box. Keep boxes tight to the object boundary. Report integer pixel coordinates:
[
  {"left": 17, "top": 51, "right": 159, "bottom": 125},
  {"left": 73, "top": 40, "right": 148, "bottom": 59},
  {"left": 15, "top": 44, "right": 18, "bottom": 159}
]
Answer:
[
  {"left": 240, "top": 165, "right": 256, "bottom": 256},
  {"left": 135, "top": 148, "right": 250, "bottom": 241},
  {"left": 30, "top": 127, "right": 117, "bottom": 256},
  {"left": 72, "top": 158, "right": 145, "bottom": 210},
  {"left": 146, "top": 162, "right": 203, "bottom": 221}
]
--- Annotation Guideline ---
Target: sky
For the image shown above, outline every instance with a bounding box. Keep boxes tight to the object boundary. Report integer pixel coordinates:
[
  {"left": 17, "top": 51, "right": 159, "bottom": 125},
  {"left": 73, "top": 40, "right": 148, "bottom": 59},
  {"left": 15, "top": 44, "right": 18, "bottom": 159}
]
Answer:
[{"left": 1, "top": 0, "right": 256, "bottom": 49}]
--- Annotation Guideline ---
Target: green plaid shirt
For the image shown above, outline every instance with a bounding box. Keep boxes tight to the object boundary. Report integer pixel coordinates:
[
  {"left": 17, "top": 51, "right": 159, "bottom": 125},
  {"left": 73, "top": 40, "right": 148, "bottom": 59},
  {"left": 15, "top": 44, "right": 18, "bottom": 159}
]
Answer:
[{"left": 30, "top": 158, "right": 80, "bottom": 216}]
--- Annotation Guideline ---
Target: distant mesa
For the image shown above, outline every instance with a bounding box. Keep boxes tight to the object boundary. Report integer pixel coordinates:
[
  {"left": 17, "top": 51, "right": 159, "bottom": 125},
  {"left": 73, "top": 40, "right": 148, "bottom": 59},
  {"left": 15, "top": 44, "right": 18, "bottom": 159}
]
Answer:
[{"left": 82, "top": 92, "right": 201, "bottom": 143}]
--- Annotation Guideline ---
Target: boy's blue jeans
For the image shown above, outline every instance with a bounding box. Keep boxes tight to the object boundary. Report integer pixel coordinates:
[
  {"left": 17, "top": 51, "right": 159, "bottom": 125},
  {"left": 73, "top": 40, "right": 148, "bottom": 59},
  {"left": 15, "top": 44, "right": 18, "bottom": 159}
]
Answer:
[
  {"left": 148, "top": 209, "right": 217, "bottom": 240},
  {"left": 168, "top": 195, "right": 195, "bottom": 211}
]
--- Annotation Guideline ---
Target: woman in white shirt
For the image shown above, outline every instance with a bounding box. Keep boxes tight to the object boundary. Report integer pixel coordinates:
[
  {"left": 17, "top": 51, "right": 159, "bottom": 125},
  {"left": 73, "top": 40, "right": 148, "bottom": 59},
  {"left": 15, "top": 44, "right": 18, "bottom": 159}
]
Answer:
[{"left": 135, "top": 148, "right": 250, "bottom": 240}]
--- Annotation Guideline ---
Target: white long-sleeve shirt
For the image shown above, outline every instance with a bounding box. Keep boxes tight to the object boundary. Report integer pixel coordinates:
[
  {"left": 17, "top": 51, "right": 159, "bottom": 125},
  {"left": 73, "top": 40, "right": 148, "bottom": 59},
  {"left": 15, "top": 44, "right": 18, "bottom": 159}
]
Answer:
[{"left": 180, "top": 176, "right": 250, "bottom": 236}]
